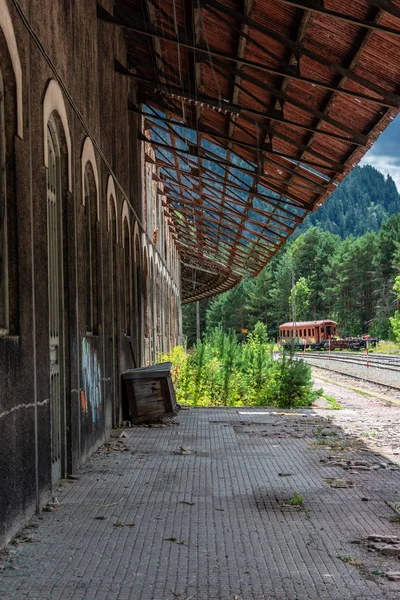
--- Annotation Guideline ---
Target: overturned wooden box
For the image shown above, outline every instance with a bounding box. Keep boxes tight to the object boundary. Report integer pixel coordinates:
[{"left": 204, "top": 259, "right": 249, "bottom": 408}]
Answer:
[{"left": 122, "top": 362, "right": 177, "bottom": 424}]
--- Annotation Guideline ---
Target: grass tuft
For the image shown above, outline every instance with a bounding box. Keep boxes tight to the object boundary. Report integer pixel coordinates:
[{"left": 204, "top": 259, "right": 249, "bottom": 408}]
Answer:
[
  {"left": 337, "top": 555, "right": 363, "bottom": 567},
  {"left": 323, "top": 395, "right": 342, "bottom": 410},
  {"left": 376, "top": 340, "right": 400, "bottom": 355},
  {"left": 288, "top": 492, "right": 304, "bottom": 506}
]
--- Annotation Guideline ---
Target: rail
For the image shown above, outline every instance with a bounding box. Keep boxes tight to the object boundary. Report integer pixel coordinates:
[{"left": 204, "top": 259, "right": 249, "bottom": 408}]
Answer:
[
  {"left": 295, "top": 352, "right": 400, "bottom": 390},
  {"left": 297, "top": 352, "right": 400, "bottom": 371}
]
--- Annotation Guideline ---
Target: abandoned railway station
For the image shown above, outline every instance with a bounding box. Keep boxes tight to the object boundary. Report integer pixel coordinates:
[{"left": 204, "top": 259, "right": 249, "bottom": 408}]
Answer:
[{"left": 1, "top": 0, "right": 400, "bottom": 554}]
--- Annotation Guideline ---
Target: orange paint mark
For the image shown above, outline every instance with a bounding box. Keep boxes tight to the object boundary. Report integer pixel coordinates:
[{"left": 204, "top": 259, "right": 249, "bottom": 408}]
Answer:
[{"left": 80, "top": 390, "right": 87, "bottom": 413}]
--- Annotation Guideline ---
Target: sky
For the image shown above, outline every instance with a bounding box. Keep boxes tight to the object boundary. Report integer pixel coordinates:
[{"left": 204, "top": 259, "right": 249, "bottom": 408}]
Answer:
[{"left": 360, "top": 114, "right": 400, "bottom": 191}]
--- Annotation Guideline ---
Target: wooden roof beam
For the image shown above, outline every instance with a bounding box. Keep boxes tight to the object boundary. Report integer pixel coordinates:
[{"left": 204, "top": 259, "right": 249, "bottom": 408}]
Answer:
[
  {"left": 136, "top": 102, "right": 342, "bottom": 174},
  {"left": 198, "top": 235, "right": 270, "bottom": 269},
  {"left": 134, "top": 99, "right": 361, "bottom": 149},
  {"left": 189, "top": 182, "right": 296, "bottom": 230},
  {"left": 276, "top": 0, "right": 400, "bottom": 37},
  {"left": 228, "top": 0, "right": 253, "bottom": 141},
  {"left": 153, "top": 157, "right": 309, "bottom": 216},
  {"left": 141, "top": 0, "right": 165, "bottom": 86},
  {"left": 184, "top": 0, "right": 205, "bottom": 259},
  {"left": 144, "top": 119, "right": 317, "bottom": 213},
  {"left": 176, "top": 228, "right": 265, "bottom": 268},
  {"left": 161, "top": 179, "right": 299, "bottom": 229},
  {"left": 201, "top": 0, "right": 400, "bottom": 106},
  {"left": 100, "top": 3, "right": 400, "bottom": 108},
  {"left": 177, "top": 227, "right": 275, "bottom": 262},
  {"left": 154, "top": 163, "right": 304, "bottom": 219},
  {"left": 179, "top": 247, "right": 250, "bottom": 275},
  {"left": 199, "top": 175, "right": 306, "bottom": 217},
  {"left": 166, "top": 196, "right": 286, "bottom": 246},
  {"left": 219, "top": 0, "right": 253, "bottom": 262},
  {"left": 132, "top": 77, "right": 369, "bottom": 147},
  {"left": 366, "top": 0, "right": 400, "bottom": 19},
  {"left": 159, "top": 176, "right": 301, "bottom": 229},
  {"left": 198, "top": 135, "right": 328, "bottom": 192},
  {"left": 156, "top": 161, "right": 306, "bottom": 218},
  {"left": 259, "top": 11, "right": 314, "bottom": 220},
  {"left": 174, "top": 213, "right": 276, "bottom": 259},
  {"left": 200, "top": 216, "right": 279, "bottom": 253},
  {"left": 209, "top": 55, "right": 369, "bottom": 147},
  {"left": 286, "top": 5, "right": 387, "bottom": 198},
  {"left": 163, "top": 192, "right": 291, "bottom": 238},
  {"left": 246, "top": 12, "right": 312, "bottom": 265},
  {"left": 139, "top": 135, "right": 317, "bottom": 208}
]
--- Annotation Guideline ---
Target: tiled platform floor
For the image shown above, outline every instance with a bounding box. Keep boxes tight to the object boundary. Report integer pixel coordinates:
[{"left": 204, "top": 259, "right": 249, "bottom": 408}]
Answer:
[{"left": 2, "top": 404, "right": 400, "bottom": 600}]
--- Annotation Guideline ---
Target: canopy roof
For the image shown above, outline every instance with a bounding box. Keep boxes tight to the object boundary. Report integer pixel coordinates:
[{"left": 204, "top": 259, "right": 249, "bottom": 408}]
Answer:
[{"left": 98, "top": 0, "right": 400, "bottom": 303}]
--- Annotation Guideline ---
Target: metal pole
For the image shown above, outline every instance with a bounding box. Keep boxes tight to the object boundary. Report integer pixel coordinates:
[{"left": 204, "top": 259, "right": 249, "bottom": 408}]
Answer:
[{"left": 196, "top": 301, "right": 201, "bottom": 343}]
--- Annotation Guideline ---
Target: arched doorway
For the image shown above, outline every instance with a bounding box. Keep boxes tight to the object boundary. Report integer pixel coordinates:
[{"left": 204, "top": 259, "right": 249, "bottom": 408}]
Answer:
[
  {"left": 108, "top": 192, "right": 119, "bottom": 425},
  {"left": 47, "top": 114, "right": 68, "bottom": 482}
]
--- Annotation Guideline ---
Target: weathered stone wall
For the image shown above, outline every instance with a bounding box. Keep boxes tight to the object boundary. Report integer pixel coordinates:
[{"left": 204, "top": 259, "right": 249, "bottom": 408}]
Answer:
[{"left": 0, "top": 0, "right": 181, "bottom": 548}]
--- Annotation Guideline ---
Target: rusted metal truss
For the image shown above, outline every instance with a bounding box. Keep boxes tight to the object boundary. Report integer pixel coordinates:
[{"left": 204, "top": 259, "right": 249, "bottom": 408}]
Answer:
[{"left": 98, "top": 0, "right": 400, "bottom": 303}]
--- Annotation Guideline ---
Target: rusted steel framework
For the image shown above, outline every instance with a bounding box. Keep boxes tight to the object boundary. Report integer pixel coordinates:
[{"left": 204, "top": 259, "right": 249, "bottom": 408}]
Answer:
[{"left": 98, "top": 0, "right": 400, "bottom": 303}]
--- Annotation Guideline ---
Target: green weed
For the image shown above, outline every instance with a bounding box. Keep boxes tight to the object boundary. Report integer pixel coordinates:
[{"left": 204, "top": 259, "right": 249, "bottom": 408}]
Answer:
[
  {"left": 310, "top": 438, "right": 347, "bottom": 451},
  {"left": 323, "top": 395, "right": 342, "bottom": 410},
  {"left": 337, "top": 555, "right": 363, "bottom": 567},
  {"left": 288, "top": 492, "right": 304, "bottom": 506},
  {"left": 390, "top": 514, "right": 400, "bottom": 523}
]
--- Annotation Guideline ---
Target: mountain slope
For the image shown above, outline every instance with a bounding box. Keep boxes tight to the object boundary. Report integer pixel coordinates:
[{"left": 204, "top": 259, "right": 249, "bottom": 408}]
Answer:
[{"left": 298, "top": 165, "right": 400, "bottom": 238}]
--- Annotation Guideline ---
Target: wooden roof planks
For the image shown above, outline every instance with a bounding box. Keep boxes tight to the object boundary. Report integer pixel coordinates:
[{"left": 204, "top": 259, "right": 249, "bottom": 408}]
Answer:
[{"left": 99, "top": 0, "right": 400, "bottom": 302}]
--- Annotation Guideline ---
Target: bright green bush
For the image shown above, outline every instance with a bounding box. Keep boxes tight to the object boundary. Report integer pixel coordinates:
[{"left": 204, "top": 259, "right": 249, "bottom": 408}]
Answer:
[
  {"left": 266, "top": 349, "right": 321, "bottom": 408},
  {"left": 390, "top": 276, "right": 400, "bottom": 343},
  {"left": 161, "top": 323, "right": 321, "bottom": 408}
]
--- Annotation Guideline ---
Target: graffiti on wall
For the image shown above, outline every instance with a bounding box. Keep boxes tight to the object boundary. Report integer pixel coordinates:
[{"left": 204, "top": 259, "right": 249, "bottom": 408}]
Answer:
[{"left": 81, "top": 337, "right": 102, "bottom": 426}]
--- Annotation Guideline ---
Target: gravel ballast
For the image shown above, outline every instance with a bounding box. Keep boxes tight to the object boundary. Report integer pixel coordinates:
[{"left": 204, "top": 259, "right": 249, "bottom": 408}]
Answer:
[{"left": 303, "top": 354, "right": 400, "bottom": 389}]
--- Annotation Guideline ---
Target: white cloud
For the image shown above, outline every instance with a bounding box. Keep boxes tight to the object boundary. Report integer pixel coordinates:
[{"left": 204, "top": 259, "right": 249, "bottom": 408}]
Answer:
[{"left": 360, "top": 153, "right": 400, "bottom": 192}]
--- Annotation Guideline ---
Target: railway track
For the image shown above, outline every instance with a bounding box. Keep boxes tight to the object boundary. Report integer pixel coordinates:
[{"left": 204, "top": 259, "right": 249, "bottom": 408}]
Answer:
[
  {"left": 295, "top": 351, "right": 400, "bottom": 390},
  {"left": 297, "top": 351, "right": 400, "bottom": 371}
]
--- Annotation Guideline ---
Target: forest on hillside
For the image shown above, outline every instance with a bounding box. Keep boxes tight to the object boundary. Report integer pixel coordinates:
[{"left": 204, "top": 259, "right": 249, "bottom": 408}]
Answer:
[
  {"left": 296, "top": 165, "right": 400, "bottom": 238},
  {"left": 183, "top": 166, "right": 400, "bottom": 345}
]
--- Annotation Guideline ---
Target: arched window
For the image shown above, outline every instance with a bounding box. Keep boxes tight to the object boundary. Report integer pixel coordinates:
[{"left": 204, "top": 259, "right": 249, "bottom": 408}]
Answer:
[
  {"left": 0, "top": 71, "right": 7, "bottom": 332},
  {"left": 47, "top": 113, "right": 68, "bottom": 481},
  {"left": 165, "top": 280, "right": 170, "bottom": 352},
  {"left": 170, "top": 288, "right": 175, "bottom": 347},
  {"left": 123, "top": 217, "right": 131, "bottom": 336},
  {"left": 43, "top": 76, "right": 71, "bottom": 481},
  {"left": 83, "top": 163, "right": 98, "bottom": 334},
  {"left": 108, "top": 191, "right": 120, "bottom": 423},
  {"left": 162, "top": 277, "right": 167, "bottom": 353},
  {"left": 108, "top": 196, "right": 118, "bottom": 295},
  {"left": 145, "top": 164, "right": 152, "bottom": 231},
  {"left": 150, "top": 257, "right": 155, "bottom": 361},
  {"left": 142, "top": 247, "right": 150, "bottom": 365},
  {"left": 133, "top": 233, "right": 141, "bottom": 363},
  {"left": 0, "top": 57, "right": 18, "bottom": 335},
  {"left": 155, "top": 263, "right": 161, "bottom": 355}
]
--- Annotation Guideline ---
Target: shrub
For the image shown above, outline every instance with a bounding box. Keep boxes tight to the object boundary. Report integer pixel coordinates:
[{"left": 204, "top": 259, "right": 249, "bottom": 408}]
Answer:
[
  {"left": 266, "top": 349, "right": 322, "bottom": 408},
  {"left": 390, "top": 276, "right": 400, "bottom": 343},
  {"left": 162, "top": 323, "right": 321, "bottom": 408}
]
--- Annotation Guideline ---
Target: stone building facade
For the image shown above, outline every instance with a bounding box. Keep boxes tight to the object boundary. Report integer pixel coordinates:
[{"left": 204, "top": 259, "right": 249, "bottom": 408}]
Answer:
[{"left": 0, "top": 0, "right": 182, "bottom": 547}]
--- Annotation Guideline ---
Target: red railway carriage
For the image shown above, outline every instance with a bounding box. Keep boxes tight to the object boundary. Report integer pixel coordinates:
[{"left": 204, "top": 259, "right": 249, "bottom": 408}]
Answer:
[{"left": 279, "top": 320, "right": 338, "bottom": 344}]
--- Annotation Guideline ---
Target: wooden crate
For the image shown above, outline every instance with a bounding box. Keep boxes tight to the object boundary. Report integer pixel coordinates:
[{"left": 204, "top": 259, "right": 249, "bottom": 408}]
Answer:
[{"left": 122, "top": 362, "right": 177, "bottom": 424}]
